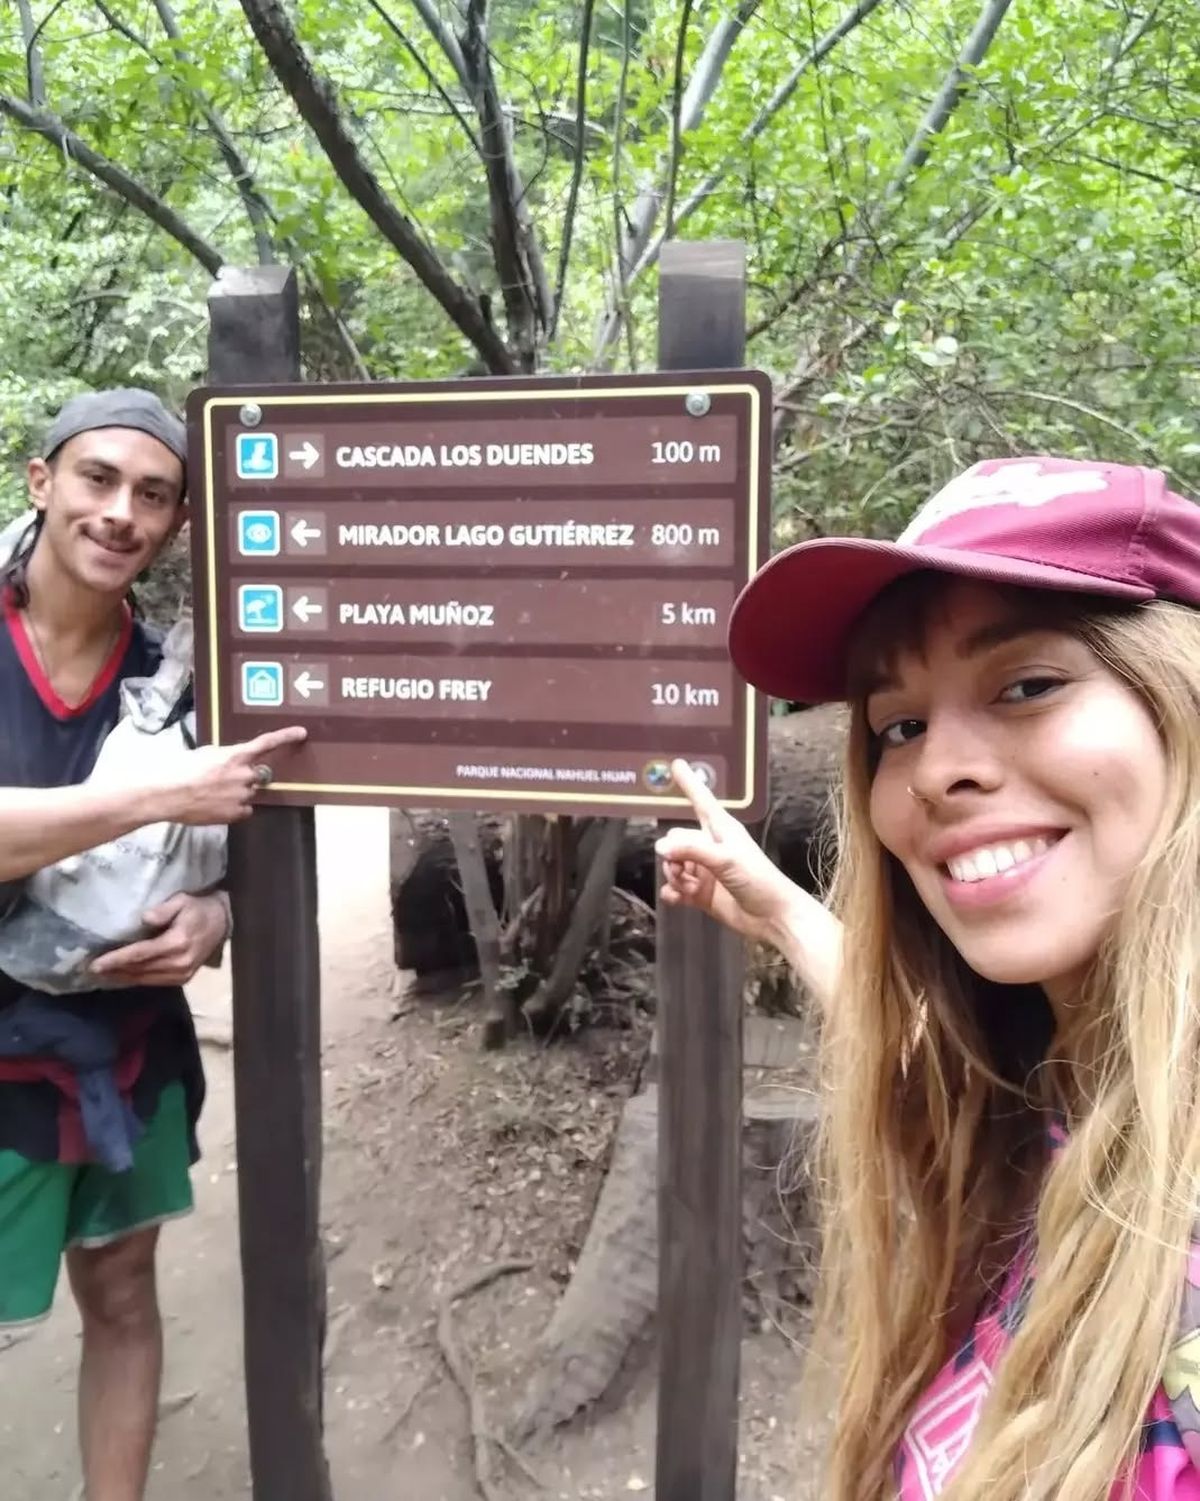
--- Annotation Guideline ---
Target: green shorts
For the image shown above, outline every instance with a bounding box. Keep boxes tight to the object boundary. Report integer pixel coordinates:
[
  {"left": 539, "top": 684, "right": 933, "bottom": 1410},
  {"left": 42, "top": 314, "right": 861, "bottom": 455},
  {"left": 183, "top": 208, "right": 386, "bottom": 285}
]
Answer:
[{"left": 0, "top": 1082, "right": 193, "bottom": 1327}]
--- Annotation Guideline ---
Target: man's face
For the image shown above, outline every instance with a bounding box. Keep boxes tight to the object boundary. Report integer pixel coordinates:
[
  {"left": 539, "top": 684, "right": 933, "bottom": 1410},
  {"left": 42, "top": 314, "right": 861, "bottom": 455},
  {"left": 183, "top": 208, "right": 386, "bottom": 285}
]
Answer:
[{"left": 27, "top": 427, "right": 186, "bottom": 597}]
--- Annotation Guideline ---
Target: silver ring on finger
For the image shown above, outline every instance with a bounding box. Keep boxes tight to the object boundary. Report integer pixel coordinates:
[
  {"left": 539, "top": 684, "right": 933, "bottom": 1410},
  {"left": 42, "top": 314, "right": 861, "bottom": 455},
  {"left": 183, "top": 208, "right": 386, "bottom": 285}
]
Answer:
[{"left": 251, "top": 763, "right": 273, "bottom": 790}]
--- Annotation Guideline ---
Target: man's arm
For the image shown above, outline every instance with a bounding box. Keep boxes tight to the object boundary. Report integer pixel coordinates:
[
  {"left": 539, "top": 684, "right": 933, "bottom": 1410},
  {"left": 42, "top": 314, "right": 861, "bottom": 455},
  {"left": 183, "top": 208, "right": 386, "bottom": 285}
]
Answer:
[
  {"left": 0, "top": 783, "right": 172, "bottom": 883},
  {"left": 0, "top": 726, "right": 307, "bottom": 883}
]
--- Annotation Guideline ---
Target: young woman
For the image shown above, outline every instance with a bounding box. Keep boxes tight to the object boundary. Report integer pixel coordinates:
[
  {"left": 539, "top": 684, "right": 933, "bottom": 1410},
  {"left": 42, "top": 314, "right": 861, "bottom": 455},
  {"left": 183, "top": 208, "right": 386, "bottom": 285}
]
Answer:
[{"left": 658, "top": 455, "right": 1200, "bottom": 1500}]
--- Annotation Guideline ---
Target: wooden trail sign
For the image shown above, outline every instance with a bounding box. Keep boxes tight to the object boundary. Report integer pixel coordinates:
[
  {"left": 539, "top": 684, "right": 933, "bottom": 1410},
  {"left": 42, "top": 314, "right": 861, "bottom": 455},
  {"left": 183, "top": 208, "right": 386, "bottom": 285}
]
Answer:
[{"left": 187, "top": 370, "right": 770, "bottom": 820}]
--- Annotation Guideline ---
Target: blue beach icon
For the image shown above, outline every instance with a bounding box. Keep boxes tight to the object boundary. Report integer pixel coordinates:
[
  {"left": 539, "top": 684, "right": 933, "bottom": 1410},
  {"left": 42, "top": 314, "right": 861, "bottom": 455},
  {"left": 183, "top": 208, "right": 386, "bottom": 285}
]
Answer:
[
  {"left": 238, "top": 584, "right": 283, "bottom": 633},
  {"left": 238, "top": 510, "right": 280, "bottom": 557},
  {"left": 241, "top": 662, "right": 284, "bottom": 708},
  {"left": 235, "top": 432, "right": 279, "bottom": 480}
]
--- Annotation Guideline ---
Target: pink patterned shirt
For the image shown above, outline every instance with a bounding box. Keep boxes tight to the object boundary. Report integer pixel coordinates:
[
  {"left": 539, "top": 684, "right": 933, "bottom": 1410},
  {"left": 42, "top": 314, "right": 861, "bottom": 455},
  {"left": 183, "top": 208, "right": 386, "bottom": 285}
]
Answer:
[{"left": 897, "top": 1136, "right": 1200, "bottom": 1498}]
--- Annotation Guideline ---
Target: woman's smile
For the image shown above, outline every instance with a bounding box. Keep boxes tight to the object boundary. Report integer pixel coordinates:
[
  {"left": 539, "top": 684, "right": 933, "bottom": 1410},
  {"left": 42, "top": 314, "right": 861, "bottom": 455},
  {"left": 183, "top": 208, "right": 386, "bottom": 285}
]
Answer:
[{"left": 864, "top": 581, "right": 1167, "bottom": 993}]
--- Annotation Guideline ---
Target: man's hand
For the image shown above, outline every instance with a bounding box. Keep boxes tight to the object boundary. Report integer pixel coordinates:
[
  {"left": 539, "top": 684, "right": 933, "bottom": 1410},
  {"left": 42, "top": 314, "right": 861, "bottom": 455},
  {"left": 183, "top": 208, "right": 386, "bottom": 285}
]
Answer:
[
  {"left": 144, "top": 726, "right": 308, "bottom": 827},
  {"left": 90, "top": 891, "right": 230, "bottom": 987}
]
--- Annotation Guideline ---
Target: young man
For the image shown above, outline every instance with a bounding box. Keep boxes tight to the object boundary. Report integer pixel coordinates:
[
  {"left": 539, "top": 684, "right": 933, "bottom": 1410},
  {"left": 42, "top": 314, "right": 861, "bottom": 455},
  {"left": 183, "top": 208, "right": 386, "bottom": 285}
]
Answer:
[{"left": 0, "top": 389, "right": 304, "bottom": 1501}]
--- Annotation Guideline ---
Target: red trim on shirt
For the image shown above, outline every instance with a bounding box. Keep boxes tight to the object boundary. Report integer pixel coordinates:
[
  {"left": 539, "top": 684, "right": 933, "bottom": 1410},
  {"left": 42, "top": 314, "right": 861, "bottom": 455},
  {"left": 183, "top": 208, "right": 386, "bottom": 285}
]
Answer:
[{"left": 3, "top": 592, "right": 133, "bottom": 720}]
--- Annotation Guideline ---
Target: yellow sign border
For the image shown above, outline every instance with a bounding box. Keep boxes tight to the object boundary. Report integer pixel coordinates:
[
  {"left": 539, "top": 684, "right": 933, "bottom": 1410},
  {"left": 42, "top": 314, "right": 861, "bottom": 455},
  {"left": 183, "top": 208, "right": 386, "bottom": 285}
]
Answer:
[{"left": 200, "top": 382, "right": 764, "bottom": 812}]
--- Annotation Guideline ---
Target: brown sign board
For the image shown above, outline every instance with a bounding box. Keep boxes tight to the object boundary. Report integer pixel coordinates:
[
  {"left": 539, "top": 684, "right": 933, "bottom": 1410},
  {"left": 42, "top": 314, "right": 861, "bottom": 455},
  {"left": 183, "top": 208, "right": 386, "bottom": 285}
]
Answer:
[{"left": 187, "top": 371, "right": 771, "bottom": 819}]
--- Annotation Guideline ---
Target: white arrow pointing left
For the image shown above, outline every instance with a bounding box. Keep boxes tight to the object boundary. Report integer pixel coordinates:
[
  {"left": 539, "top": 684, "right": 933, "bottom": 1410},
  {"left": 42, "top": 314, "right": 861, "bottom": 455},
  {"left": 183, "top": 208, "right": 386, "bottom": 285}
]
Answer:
[
  {"left": 288, "top": 440, "right": 321, "bottom": 470},
  {"left": 293, "top": 671, "right": 326, "bottom": 700},
  {"left": 291, "top": 519, "right": 322, "bottom": 548},
  {"left": 292, "top": 594, "right": 323, "bottom": 624}
]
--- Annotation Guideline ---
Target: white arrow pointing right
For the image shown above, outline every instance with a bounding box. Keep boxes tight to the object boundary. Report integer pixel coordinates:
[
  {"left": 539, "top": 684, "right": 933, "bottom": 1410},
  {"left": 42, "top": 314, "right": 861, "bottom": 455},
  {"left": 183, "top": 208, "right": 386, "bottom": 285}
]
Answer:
[
  {"left": 290, "top": 519, "right": 323, "bottom": 548},
  {"left": 291, "top": 594, "right": 324, "bottom": 624},
  {"left": 293, "top": 670, "right": 326, "bottom": 700},
  {"left": 288, "top": 440, "right": 321, "bottom": 470}
]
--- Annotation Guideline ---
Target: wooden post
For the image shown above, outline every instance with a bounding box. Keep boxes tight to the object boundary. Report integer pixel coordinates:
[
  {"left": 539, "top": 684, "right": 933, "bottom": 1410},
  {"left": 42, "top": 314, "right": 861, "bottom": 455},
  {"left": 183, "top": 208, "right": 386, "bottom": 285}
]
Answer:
[
  {"left": 207, "top": 266, "right": 333, "bottom": 1501},
  {"left": 654, "top": 241, "right": 747, "bottom": 1501}
]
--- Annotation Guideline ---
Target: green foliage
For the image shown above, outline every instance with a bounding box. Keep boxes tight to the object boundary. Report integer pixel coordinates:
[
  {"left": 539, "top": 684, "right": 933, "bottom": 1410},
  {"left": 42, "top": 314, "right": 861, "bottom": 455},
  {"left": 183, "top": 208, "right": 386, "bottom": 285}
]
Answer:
[{"left": 0, "top": 0, "right": 1196, "bottom": 532}]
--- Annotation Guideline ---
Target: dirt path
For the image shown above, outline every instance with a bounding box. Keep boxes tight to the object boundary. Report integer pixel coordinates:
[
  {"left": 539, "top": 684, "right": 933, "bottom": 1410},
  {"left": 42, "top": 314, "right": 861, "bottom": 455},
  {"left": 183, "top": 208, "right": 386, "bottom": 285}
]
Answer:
[{"left": 4, "top": 808, "right": 811, "bottom": 1501}]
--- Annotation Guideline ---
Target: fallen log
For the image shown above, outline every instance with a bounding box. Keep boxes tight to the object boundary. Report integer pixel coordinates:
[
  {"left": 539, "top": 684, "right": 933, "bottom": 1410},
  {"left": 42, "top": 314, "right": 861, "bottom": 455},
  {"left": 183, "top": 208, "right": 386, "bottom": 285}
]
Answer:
[{"left": 509, "top": 1023, "right": 821, "bottom": 1439}]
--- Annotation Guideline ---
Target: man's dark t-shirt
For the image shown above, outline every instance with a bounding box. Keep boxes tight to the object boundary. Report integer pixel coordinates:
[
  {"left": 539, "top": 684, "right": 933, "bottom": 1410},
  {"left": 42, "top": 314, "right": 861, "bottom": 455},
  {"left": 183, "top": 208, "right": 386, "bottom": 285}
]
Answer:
[{"left": 0, "top": 592, "right": 204, "bottom": 1164}]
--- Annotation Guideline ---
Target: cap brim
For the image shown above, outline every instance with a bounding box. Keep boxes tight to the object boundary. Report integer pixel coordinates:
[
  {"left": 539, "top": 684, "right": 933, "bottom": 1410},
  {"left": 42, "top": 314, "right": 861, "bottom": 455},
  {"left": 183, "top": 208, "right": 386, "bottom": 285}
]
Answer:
[{"left": 728, "top": 537, "right": 1150, "bottom": 703}]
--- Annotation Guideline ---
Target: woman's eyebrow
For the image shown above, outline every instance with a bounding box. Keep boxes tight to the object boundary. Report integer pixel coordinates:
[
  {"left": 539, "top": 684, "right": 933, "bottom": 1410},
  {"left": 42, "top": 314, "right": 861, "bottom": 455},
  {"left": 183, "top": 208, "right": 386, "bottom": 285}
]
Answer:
[
  {"left": 956, "top": 620, "right": 1043, "bottom": 659},
  {"left": 857, "top": 619, "right": 1047, "bottom": 699}
]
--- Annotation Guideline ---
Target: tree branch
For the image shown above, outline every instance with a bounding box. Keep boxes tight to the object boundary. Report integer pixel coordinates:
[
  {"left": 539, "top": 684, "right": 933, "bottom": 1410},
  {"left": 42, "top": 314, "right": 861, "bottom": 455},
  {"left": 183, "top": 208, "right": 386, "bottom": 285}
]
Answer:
[
  {"left": 408, "top": 0, "right": 472, "bottom": 91},
  {"left": 92, "top": 0, "right": 151, "bottom": 52},
  {"left": 987, "top": 387, "right": 1185, "bottom": 482},
  {"left": 663, "top": 0, "right": 696, "bottom": 244},
  {"left": 460, "top": 0, "right": 550, "bottom": 364},
  {"left": 366, "top": 0, "right": 480, "bottom": 154},
  {"left": 88, "top": 0, "right": 364, "bottom": 371},
  {"left": 523, "top": 819, "right": 625, "bottom": 1030},
  {"left": 150, "top": 0, "right": 277, "bottom": 264},
  {"left": 630, "top": 0, "right": 759, "bottom": 256},
  {"left": 1112, "top": 1, "right": 1163, "bottom": 66},
  {"left": 646, "top": 0, "right": 886, "bottom": 264},
  {"left": 611, "top": 0, "right": 634, "bottom": 298},
  {"left": 772, "top": 0, "right": 1015, "bottom": 452},
  {"left": 236, "top": 0, "right": 513, "bottom": 372},
  {"left": 888, "top": 0, "right": 1014, "bottom": 191},
  {"left": 746, "top": 232, "right": 846, "bottom": 339},
  {"left": 17, "top": 0, "right": 46, "bottom": 106},
  {"left": 550, "top": 0, "right": 596, "bottom": 337},
  {"left": 0, "top": 92, "right": 224, "bottom": 274},
  {"left": 594, "top": 0, "right": 886, "bottom": 362},
  {"left": 1060, "top": 148, "right": 1200, "bottom": 201},
  {"left": 23, "top": 0, "right": 69, "bottom": 97},
  {"left": 413, "top": 0, "right": 555, "bottom": 351}
]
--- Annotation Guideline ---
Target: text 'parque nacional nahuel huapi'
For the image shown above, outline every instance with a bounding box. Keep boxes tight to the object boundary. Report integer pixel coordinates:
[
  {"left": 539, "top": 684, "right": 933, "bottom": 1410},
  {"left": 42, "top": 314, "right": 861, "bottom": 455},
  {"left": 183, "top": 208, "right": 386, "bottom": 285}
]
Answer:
[{"left": 186, "top": 372, "right": 770, "bottom": 818}]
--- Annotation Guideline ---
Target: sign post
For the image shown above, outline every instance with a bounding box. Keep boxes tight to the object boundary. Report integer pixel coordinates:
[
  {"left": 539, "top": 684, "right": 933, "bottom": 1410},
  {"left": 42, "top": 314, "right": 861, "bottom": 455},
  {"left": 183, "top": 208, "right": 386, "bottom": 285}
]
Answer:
[
  {"left": 655, "top": 241, "right": 751, "bottom": 1501},
  {"left": 206, "top": 266, "right": 332, "bottom": 1501}
]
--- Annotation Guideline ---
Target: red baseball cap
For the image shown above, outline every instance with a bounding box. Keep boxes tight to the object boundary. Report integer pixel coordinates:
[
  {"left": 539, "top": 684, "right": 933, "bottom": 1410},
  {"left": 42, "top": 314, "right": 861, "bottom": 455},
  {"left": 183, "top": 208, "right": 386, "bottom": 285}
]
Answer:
[{"left": 728, "top": 456, "right": 1200, "bottom": 704}]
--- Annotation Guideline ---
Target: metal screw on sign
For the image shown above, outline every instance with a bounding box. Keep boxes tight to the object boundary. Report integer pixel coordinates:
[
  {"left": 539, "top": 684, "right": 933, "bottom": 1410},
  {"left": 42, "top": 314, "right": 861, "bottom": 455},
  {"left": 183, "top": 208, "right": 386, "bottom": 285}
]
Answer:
[
  {"left": 239, "top": 402, "right": 263, "bottom": 427},
  {"left": 684, "top": 390, "right": 711, "bottom": 418}
]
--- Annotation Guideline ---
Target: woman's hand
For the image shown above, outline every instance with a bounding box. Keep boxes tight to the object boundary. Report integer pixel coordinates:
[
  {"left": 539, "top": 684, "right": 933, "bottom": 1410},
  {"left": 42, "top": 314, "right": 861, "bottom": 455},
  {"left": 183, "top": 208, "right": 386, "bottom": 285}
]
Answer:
[
  {"left": 656, "top": 759, "right": 842, "bottom": 1011},
  {"left": 656, "top": 759, "right": 800, "bottom": 944}
]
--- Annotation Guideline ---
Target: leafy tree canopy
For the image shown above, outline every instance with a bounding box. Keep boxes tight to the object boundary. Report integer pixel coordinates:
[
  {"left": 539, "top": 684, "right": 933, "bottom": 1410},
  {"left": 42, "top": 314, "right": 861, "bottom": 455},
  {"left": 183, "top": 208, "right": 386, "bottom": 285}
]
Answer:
[{"left": 1, "top": 0, "right": 1196, "bottom": 530}]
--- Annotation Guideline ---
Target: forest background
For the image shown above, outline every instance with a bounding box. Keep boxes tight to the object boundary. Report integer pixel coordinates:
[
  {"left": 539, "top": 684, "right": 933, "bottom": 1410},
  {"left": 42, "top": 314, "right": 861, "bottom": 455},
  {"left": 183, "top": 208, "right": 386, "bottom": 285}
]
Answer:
[{"left": 1, "top": 0, "right": 1196, "bottom": 538}]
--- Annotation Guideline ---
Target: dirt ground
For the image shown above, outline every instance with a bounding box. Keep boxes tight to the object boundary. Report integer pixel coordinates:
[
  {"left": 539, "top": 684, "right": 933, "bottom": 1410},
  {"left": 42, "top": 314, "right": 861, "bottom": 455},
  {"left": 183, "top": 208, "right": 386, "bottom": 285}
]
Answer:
[{"left": 3, "top": 807, "right": 818, "bottom": 1500}]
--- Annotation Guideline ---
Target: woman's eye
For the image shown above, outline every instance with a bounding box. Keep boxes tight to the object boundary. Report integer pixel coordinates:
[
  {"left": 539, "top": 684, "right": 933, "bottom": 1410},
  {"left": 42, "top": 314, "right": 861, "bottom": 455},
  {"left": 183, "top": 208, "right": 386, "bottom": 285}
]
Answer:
[
  {"left": 878, "top": 717, "right": 925, "bottom": 749},
  {"left": 998, "top": 676, "right": 1063, "bottom": 704}
]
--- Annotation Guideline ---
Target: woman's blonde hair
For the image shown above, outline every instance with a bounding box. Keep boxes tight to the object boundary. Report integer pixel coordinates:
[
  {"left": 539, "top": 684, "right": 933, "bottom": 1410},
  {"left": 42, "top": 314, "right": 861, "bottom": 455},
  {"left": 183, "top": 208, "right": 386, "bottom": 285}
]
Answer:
[{"left": 812, "top": 577, "right": 1200, "bottom": 1500}]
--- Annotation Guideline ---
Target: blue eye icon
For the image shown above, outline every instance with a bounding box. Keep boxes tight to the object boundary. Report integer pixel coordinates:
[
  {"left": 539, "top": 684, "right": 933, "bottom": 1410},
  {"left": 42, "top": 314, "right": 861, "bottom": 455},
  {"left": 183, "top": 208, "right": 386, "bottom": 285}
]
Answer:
[{"left": 237, "top": 510, "right": 281, "bottom": 557}]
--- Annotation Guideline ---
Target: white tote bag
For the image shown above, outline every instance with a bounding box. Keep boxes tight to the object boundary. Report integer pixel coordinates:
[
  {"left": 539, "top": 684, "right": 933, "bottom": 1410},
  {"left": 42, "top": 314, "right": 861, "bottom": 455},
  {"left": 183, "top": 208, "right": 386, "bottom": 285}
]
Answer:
[{"left": 0, "top": 616, "right": 228, "bottom": 993}]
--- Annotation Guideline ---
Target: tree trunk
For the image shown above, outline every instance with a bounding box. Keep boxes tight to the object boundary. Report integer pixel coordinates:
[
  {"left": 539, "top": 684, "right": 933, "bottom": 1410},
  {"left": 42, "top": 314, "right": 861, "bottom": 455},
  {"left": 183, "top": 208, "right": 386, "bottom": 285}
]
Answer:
[{"left": 447, "top": 812, "right": 511, "bottom": 1048}]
